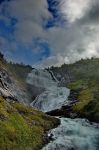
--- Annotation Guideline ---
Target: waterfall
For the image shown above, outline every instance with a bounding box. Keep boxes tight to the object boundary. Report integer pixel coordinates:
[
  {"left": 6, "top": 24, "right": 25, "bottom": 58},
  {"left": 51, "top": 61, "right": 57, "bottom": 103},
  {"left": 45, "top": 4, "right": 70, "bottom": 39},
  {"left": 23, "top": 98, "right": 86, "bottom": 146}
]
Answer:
[
  {"left": 27, "top": 69, "right": 58, "bottom": 89},
  {"left": 47, "top": 69, "right": 59, "bottom": 82},
  {"left": 27, "top": 68, "right": 70, "bottom": 112},
  {"left": 27, "top": 68, "right": 99, "bottom": 150},
  {"left": 31, "top": 86, "right": 70, "bottom": 112}
]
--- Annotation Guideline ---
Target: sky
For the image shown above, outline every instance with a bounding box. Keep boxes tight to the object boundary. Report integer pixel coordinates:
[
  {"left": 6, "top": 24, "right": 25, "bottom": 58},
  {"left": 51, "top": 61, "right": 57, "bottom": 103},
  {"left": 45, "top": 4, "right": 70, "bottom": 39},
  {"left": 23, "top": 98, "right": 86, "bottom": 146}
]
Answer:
[{"left": 0, "top": 0, "right": 99, "bottom": 68}]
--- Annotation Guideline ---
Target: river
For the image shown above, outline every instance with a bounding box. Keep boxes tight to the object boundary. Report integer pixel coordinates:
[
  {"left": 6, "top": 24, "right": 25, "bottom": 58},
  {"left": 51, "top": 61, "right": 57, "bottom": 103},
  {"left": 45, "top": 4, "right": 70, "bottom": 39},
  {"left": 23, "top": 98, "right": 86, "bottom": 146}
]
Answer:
[
  {"left": 27, "top": 69, "right": 99, "bottom": 150},
  {"left": 42, "top": 118, "right": 99, "bottom": 150}
]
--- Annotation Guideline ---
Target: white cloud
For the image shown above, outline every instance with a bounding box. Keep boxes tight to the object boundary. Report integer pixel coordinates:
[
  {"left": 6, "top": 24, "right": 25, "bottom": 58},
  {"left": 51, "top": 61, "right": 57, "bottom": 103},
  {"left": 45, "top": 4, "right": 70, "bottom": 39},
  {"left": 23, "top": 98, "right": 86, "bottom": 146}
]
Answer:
[
  {"left": 7, "top": 0, "right": 52, "bottom": 22},
  {"left": 32, "top": 54, "right": 70, "bottom": 69},
  {"left": 14, "top": 21, "right": 45, "bottom": 43},
  {"left": 60, "top": 0, "right": 91, "bottom": 23},
  {"left": 3, "top": 0, "right": 51, "bottom": 43},
  {"left": 0, "top": 0, "right": 99, "bottom": 68}
]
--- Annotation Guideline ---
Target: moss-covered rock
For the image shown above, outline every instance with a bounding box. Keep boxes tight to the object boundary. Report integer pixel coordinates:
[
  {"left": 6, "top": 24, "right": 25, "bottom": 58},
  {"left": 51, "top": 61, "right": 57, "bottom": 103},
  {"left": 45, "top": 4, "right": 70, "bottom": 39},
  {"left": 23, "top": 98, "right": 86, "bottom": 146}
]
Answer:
[{"left": 0, "top": 97, "right": 59, "bottom": 150}]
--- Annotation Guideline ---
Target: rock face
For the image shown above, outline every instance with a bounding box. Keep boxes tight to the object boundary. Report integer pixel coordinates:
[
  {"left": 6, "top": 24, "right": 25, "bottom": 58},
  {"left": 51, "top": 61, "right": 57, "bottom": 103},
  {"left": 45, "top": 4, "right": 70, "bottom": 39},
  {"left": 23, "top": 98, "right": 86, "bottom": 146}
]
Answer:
[
  {"left": 0, "top": 68, "right": 32, "bottom": 103},
  {"left": 0, "top": 68, "right": 14, "bottom": 99}
]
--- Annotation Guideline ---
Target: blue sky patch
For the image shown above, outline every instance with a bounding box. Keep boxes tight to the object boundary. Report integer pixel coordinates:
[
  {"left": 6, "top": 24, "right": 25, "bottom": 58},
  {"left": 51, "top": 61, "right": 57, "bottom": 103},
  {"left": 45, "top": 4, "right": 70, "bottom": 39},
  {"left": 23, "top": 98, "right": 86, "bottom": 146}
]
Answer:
[
  {"left": 0, "top": 0, "right": 10, "bottom": 5},
  {"left": 47, "top": 0, "right": 60, "bottom": 18},
  {"left": 45, "top": 0, "right": 66, "bottom": 29},
  {"left": 4, "top": 39, "right": 51, "bottom": 65},
  {"left": 0, "top": 18, "right": 17, "bottom": 40}
]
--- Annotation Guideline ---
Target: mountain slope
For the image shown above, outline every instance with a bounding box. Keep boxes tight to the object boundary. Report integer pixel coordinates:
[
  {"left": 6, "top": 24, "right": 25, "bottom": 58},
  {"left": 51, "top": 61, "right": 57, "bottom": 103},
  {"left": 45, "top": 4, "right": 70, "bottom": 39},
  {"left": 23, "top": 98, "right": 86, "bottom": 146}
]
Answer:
[
  {"left": 51, "top": 58, "right": 99, "bottom": 122},
  {"left": 0, "top": 96, "right": 59, "bottom": 150},
  {"left": 0, "top": 53, "right": 59, "bottom": 150}
]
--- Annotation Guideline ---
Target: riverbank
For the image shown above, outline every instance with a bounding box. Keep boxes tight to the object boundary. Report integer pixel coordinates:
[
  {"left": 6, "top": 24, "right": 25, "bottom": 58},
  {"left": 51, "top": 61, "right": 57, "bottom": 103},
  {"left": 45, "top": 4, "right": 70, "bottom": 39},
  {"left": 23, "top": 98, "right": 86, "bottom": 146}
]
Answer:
[{"left": 0, "top": 96, "right": 60, "bottom": 150}]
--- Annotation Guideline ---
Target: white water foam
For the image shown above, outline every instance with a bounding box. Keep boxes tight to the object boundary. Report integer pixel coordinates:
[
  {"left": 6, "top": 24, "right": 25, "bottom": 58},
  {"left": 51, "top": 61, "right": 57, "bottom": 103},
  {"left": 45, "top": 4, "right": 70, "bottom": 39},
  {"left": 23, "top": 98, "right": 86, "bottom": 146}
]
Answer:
[
  {"left": 42, "top": 118, "right": 99, "bottom": 150},
  {"left": 27, "top": 69, "right": 70, "bottom": 112}
]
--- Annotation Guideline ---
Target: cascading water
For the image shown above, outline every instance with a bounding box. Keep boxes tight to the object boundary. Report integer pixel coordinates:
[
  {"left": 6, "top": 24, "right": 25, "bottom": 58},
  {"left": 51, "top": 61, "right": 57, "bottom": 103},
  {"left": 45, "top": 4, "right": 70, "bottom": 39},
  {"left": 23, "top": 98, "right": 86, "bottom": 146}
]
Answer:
[
  {"left": 31, "top": 86, "right": 70, "bottom": 112},
  {"left": 27, "top": 69, "right": 99, "bottom": 150},
  {"left": 42, "top": 118, "right": 99, "bottom": 150},
  {"left": 27, "top": 69, "right": 70, "bottom": 112},
  {"left": 27, "top": 69, "right": 58, "bottom": 88}
]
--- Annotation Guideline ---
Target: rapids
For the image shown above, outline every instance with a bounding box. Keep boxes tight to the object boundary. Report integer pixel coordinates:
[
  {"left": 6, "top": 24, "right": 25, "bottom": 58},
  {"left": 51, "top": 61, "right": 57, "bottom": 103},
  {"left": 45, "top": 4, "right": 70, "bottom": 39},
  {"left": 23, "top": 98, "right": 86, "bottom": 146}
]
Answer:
[
  {"left": 27, "top": 69, "right": 99, "bottom": 150},
  {"left": 42, "top": 118, "right": 99, "bottom": 150}
]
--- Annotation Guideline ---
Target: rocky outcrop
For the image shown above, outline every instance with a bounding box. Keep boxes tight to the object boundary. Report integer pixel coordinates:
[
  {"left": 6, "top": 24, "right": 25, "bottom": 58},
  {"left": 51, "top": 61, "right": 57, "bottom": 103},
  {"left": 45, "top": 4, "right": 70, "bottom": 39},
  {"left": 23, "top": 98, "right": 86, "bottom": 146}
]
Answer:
[
  {"left": 0, "top": 68, "right": 32, "bottom": 103},
  {"left": 0, "top": 68, "right": 15, "bottom": 99}
]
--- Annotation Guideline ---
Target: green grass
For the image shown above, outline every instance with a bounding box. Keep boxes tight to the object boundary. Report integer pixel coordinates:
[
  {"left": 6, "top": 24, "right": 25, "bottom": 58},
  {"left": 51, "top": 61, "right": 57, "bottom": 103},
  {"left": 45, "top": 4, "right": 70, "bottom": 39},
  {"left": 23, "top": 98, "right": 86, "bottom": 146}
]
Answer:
[
  {"left": 0, "top": 97, "right": 59, "bottom": 150},
  {"left": 71, "top": 82, "right": 99, "bottom": 122},
  {"left": 69, "top": 80, "right": 88, "bottom": 90},
  {"left": 73, "top": 88, "right": 94, "bottom": 112}
]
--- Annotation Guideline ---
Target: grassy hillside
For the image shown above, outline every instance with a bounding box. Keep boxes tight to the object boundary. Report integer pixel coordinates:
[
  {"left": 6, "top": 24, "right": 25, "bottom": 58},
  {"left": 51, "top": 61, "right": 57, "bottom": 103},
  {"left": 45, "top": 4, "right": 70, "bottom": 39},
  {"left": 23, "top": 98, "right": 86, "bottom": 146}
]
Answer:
[
  {"left": 51, "top": 58, "right": 99, "bottom": 122},
  {"left": 0, "top": 96, "right": 59, "bottom": 150},
  {"left": 69, "top": 80, "right": 99, "bottom": 122},
  {"left": 0, "top": 53, "right": 59, "bottom": 149},
  {"left": 51, "top": 58, "right": 99, "bottom": 83}
]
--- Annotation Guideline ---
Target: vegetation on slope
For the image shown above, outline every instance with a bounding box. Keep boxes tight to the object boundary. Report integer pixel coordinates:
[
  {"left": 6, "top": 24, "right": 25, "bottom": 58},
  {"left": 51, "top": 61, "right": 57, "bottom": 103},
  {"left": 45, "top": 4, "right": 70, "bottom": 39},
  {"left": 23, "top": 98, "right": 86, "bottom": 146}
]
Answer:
[
  {"left": 69, "top": 80, "right": 99, "bottom": 122},
  {"left": 0, "top": 52, "right": 32, "bottom": 84},
  {"left": 51, "top": 58, "right": 99, "bottom": 122},
  {"left": 0, "top": 52, "right": 60, "bottom": 149},
  {"left": 0, "top": 96, "right": 59, "bottom": 150}
]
